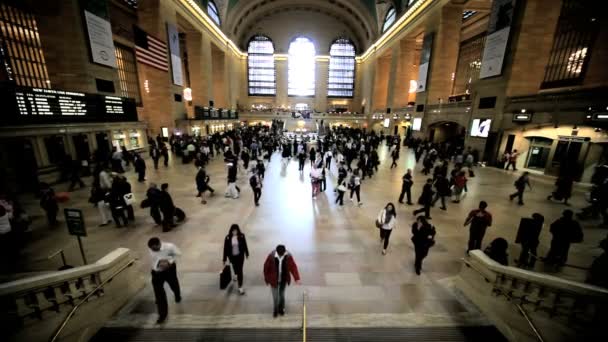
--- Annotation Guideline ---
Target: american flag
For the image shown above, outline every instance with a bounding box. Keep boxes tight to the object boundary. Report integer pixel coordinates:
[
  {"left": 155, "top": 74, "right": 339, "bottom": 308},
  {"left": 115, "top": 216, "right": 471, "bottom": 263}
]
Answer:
[{"left": 134, "top": 26, "right": 169, "bottom": 71}]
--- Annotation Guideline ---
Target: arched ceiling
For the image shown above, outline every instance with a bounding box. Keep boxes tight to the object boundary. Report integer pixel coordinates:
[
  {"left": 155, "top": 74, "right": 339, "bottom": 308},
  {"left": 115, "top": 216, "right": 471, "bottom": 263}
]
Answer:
[{"left": 223, "top": 0, "right": 380, "bottom": 54}]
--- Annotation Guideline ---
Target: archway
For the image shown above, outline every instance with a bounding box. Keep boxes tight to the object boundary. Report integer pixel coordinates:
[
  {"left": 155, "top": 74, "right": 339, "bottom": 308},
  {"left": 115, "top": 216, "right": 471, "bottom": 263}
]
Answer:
[{"left": 427, "top": 121, "right": 465, "bottom": 145}]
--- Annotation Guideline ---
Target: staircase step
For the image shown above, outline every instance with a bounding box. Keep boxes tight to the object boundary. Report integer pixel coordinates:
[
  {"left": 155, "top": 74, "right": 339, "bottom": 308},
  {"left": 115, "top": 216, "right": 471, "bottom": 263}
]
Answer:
[{"left": 92, "top": 326, "right": 507, "bottom": 342}]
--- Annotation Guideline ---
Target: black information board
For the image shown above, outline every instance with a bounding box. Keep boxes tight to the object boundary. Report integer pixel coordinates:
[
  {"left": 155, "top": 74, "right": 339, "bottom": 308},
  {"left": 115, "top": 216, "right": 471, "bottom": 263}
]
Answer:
[
  {"left": 64, "top": 208, "right": 87, "bottom": 237},
  {"left": 0, "top": 83, "right": 138, "bottom": 125}
]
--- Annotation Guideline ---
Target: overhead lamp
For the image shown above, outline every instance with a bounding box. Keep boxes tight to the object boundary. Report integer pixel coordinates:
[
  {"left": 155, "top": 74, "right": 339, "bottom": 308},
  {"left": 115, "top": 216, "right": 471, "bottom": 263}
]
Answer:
[{"left": 183, "top": 87, "right": 193, "bottom": 101}]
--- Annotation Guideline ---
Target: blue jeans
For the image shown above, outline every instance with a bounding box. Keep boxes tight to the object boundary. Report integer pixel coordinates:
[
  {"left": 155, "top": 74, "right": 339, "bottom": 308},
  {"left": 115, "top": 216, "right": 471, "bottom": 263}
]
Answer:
[{"left": 271, "top": 282, "right": 286, "bottom": 313}]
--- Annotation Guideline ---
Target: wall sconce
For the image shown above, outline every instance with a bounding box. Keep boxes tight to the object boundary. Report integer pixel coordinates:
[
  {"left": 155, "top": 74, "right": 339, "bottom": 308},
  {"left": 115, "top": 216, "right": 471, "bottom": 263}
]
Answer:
[{"left": 183, "top": 87, "right": 192, "bottom": 101}]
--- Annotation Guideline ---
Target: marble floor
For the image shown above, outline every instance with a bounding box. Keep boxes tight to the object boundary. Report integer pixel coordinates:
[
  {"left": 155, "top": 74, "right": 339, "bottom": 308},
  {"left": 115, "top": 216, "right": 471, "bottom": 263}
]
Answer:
[{"left": 8, "top": 145, "right": 607, "bottom": 328}]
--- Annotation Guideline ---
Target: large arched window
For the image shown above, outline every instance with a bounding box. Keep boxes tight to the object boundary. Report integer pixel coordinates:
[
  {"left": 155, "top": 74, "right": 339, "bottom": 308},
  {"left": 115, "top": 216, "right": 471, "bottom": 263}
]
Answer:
[
  {"left": 288, "top": 37, "right": 316, "bottom": 97},
  {"left": 207, "top": 0, "right": 220, "bottom": 26},
  {"left": 248, "top": 35, "right": 276, "bottom": 96},
  {"left": 382, "top": 7, "right": 396, "bottom": 33},
  {"left": 328, "top": 38, "right": 355, "bottom": 98}
]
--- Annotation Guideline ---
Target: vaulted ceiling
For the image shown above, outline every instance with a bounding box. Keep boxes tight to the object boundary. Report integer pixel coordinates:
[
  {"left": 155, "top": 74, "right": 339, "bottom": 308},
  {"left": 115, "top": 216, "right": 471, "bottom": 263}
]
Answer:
[{"left": 222, "top": 0, "right": 380, "bottom": 54}]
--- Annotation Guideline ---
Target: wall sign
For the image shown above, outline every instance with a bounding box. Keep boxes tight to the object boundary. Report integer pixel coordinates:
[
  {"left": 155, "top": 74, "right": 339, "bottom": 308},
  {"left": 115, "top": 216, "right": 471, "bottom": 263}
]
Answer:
[
  {"left": 480, "top": 0, "right": 517, "bottom": 79},
  {"left": 166, "top": 23, "right": 183, "bottom": 86},
  {"left": 0, "top": 84, "right": 137, "bottom": 125},
  {"left": 84, "top": 10, "right": 117, "bottom": 68},
  {"left": 416, "top": 33, "right": 434, "bottom": 93},
  {"left": 512, "top": 113, "right": 532, "bottom": 122}
]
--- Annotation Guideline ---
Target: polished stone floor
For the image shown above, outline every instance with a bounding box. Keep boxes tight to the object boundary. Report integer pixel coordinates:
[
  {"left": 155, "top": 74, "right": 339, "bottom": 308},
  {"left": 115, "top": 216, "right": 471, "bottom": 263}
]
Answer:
[{"left": 10, "top": 145, "right": 607, "bottom": 327}]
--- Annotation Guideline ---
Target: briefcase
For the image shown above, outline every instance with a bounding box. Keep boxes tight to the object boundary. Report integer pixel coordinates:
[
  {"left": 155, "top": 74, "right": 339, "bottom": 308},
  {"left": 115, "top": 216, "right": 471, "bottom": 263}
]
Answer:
[{"left": 220, "top": 265, "right": 231, "bottom": 290}]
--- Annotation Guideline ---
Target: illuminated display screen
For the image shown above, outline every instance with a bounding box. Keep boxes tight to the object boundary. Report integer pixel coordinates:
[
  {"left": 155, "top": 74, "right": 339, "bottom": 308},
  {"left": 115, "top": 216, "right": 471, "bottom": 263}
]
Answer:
[{"left": 1, "top": 84, "right": 137, "bottom": 125}]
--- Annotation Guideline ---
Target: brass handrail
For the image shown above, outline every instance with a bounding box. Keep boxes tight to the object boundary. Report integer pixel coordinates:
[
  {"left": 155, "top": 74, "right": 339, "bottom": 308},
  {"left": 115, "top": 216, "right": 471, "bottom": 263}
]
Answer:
[
  {"left": 48, "top": 258, "right": 137, "bottom": 342},
  {"left": 301, "top": 291, "right": 308, "bottom": 342}
]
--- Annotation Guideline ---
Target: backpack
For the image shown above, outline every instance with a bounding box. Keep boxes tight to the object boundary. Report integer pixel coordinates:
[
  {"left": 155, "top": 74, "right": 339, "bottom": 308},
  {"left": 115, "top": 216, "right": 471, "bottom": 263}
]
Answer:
[{"left": 249, "top": 175, "right": 258, "bottom": 188}]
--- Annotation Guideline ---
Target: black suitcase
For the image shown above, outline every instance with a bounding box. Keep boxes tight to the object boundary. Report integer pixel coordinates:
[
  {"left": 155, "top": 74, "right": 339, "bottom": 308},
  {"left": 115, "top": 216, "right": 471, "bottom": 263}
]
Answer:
[
  {"left": 174, "top": 207, "right": 186, "bottom": 222},
  {"left": 220, "top": 265, "right": 231, "bottom": 290}
]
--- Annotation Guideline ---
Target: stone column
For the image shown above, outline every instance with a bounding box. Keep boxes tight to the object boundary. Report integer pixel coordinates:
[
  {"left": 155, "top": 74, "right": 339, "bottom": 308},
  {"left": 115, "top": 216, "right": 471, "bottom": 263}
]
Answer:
[
  {"left": 315, "top": 58, "right": 329, "bottom": 112},
  {"left": 425, "top": 3, "right": 463, "bottom": 105},
  {"left": 385, "top": 44, "right": 400, "bottom": 110},
  {"left": 185, "top": 31, "right": 210, "bottom": 110},
  {"left": 371, "top": 54, "right": 391, "bottom": 112},
  {"left": 275, "top": 58, "right": 288, "bottom": 107},
  {"left": 393, "top": 37, "right": 417, "bottom": 109}
]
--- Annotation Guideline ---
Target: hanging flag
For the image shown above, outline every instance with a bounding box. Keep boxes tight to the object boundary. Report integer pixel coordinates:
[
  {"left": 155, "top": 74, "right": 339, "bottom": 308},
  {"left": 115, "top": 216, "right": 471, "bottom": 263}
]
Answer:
[{"left": 133, "top": 26, "right": 169, "bottom": 71}]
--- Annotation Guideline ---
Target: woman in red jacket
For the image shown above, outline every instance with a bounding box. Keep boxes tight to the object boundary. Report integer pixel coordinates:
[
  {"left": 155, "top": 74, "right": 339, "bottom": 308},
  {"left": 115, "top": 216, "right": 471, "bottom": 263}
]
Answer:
[{"left": 263, "top": 245, "right": 301, "bottom": 317}]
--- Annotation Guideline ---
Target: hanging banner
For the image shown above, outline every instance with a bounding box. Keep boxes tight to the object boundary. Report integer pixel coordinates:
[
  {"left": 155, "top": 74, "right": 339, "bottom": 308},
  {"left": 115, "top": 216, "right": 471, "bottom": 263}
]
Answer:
[
  {"left": 84, "top": 10, "right": 117, "bottom": 68},
  {"left": 416, "top": 33, "right": 434, "bottom": 93},
  {"left": 479, "top": 0, "right": 517, "bottom": 79},
  {"left": 166, "top": 23, "right": 183, "bottom": 86}
]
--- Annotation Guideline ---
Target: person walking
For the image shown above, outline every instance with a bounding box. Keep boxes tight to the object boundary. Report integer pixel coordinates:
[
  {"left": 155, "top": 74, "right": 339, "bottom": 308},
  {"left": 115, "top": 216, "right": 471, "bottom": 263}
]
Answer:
[
  {"left": 90, "top": 183, "right": 112, "bottom": 226},
  {"left": 515, "top": 213, "right": 544, "bottom": 269},
  {"left": 390, "top": 147, "right": 399, "bottom": 169},
  {"left": 510, "top": 172, "right": 532, "bottom": 205},
  {"left": 134, "top": 153, "right": 146, "bottom": 182},
  {"left": 39, "top": 183, "right": 58, "bottom": 227},
  {"left": 547, "top": 174, "right": 573, "bottom": 205},
  {"left": 413, "top": 179, "right": 434, "bottom": 219},
  {"left": 399, "top": 169, "right": 414, "bottom": 205},
  {"left": 297, "top": 149, "right": 306, "bottom": 172},
  {"left": 225, "top": 161, "right": 240, "bottom": 199},
  {"left": 161, "top": 143, "right": 169, "bottom": 167},
  {"left": 250, "top": 172, "right": 263, "bottom": 206},
  {"left": 464, "top": 201, "right": 493, "bottom": 253},
  {"left": 505, "top": 149, "right": 519, "bottom": 171},
  {"left": 349, "top": 169, "right": 363, "bottom": 206},
  {"left": 451, "top": 171, "right": 467, "bottom": 203},
  {"left": 195, "top": 165, "right": 215, "bottom": 204},
  {"left": 160, "top": 183, "right": 177, "bottom": 232},
  {"left": 411, "top": 216, "right": 436, "bottom": 275},
  {"left": 148, "top": 237, "right": 181, "bottom": 324},
  {"left": 223, "top": 224, "right": 249, "bottom": 295},
  {"left": 324, "top": 150, "right": 333, "bottom": 170},
  {"left": 68, "top": 159, "right": 85, "bottom": 191},
  {"left": 431, "top": 174, "right": 450, "bottom": 211},
  {"left": 377, "top": 203, "right": 397, "bottom": 255},
  {"left": 545, "top": 210, "right": 583, "bottom": 267},
  {"left": 146, "top": 183, "right": 163, "bottom": 225},
  {"left": 263, "top": 245, "right": 301, "bottom": 317},
  {"left": 109, "top": 177, "right": 129, "bottom": 228},
  {"left": 335, "top": 177, "right": 347, "bottom": 206}
]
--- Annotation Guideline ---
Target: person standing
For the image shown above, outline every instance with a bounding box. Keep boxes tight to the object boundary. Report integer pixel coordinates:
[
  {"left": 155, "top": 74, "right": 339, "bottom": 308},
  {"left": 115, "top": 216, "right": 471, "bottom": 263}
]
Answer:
[
  {"left": 263, "top": 245, "right": 301, "bottom": 317},
  {"left": 337, "top": 164, "right": 348, "bottom": 186},
  {"left": 399, "top": 169, "right": 414, "bottom": 205},
  {"left": 411, "top": 216, "right": 436, "bottom": 275},
  {"left": 150, "top": 144, "right": 161, "bottom": 169},
  {"left": 505, "top": 149, "right": 519, "bottom": 171},
  {"left": 510, "top": 172, "right": 532, "bottom": 205},
  {"left": 68, "top": 160, "right": 85, "bottom": 191},
  {"left": 223, "top": 224, "right": 249, "bottom": 295},
  {"left": 161, "top": 143, "right": 169, "bottom": 167},
  {"left": 545, "top": 210, "right": 583, "bottom": 267},
  {"left": 250, "top": 172, "right": 263, "bottom": 206},
  {"left": 516, "top": 213, "right": 544, "bottom": 269},
  {"left": 464, "top": 201, "right": 493, "bottom": 253},
  {"left": 452, "top": 171, "right": 468, "bottom": 203},
  {"left": 548, "top": 174, "right": 573, "bottom": 205},
  {"left": 134, "top": 153, "right": 146, "bottom": 182},
  {"left": 309, "top": 147, "right": 316, "bottom": 166},
  {"left": 225, "top": 161, "right": 240, "bottom": 199},
  {"left": 148, "top": 237, "right": 181, "bottom": 324},
  {"left": 324, "top": 150, "right": 333, "bottom": 169},
  {"left": 297, "top": 149, "right": 306, "bottom": 172},
  {"left": 413, "top": 179, "right": 434, "bottom": 219},
  {"left": 160, "top": 183, "right": 176, "bottom": 232},
  {"left": 90, "top": 183, "right": 112, "bottom": 226},
  {"left": 377, "top": 203, "right": 397, "bottom": 255}
]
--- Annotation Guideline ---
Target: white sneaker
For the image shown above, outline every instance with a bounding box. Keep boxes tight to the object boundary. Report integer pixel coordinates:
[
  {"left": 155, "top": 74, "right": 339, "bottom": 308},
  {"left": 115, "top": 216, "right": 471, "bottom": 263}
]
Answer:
[
  {"left": 358, "top": 202, "right": 363, "bottom": 206},
  {"left": 238, "top": 288, "right": 245, "bottom": 295}
]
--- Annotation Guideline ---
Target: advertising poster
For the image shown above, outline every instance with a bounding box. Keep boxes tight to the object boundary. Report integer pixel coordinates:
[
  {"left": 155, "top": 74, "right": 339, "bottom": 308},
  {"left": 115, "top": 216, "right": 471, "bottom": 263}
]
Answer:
[
  {"left": 166, "top": 23, "right": 183, "bottom": 86},
  {"left": 479, "top": 0, "right": 517, "bottom": 79},
  {"left": 416, "top": 33, "right": 434, "bottom": 92}
]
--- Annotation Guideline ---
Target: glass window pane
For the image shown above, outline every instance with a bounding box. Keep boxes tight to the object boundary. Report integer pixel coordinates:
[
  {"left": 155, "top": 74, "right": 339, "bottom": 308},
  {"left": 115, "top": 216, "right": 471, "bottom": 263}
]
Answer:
[
  {"left": 208, "top": 1, "right": 220, "bottom": 26},
  {"left": 248, "top": 35, "right": 276, "bottom": 96},
  {"left": 382, "top": 8, "right": 396, "bottom": 33},
  {"left": 288, "top": 37, "right": 315, "bottom": 96},
  {"left": 328, "top": 38, "right": 355, "bottom": 98}
]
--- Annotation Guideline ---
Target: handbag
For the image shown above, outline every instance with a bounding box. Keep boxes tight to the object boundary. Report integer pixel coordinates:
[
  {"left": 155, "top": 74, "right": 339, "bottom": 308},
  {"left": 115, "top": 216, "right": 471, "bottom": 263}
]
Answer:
[
  {"left": 220, "top": 265, "right": 232, "bottom": 290},
  {"left": 337, "top": 184, "right": 347, "bottom": 192},
  {"left": 123, "top": 193, "right": 135, "bottom": 206}
]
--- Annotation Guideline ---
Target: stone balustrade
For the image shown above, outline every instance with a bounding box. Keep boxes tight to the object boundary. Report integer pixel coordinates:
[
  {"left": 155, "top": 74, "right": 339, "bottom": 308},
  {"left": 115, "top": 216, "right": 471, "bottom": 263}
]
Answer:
[
  {"left": 457, "top": 250, "right": 608, "bottom": 341},
  {"left": 0, "top": 248, "right": 144, "bottom": 342}
]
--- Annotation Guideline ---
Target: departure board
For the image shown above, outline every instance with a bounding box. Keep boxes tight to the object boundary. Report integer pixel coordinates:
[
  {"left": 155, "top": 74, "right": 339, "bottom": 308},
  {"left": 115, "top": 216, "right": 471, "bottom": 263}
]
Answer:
[{"left": 1, "top": 84, "right": 137, "bottom": 125}]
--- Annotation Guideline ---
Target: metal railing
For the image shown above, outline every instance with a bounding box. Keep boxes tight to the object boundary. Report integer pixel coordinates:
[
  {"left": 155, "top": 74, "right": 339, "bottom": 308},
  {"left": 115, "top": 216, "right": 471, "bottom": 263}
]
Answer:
[
  {"left": 48, "top": 258, "right": 137, "bottom": 342},
  {"left": 301, "top": 291, "right": 308, "bottom": 342}
]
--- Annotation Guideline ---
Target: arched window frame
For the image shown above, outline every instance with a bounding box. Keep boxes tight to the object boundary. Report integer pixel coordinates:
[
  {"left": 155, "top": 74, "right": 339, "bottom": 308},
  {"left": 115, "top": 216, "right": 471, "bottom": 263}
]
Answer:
[
  {"left": 207, "top": 0, "right": 220, "bottom": 26},
  {"left": 288, "top": 36, "right": 316, "bottom": 97},
  {"left": 382, "top": 7, "right": 397, "bottom": 33},
  {"left": 327, "top": 38, "right": 356, "bottom": 98},
  {"left": 247, "top": 35, "right": 276, "bottom": 96}
]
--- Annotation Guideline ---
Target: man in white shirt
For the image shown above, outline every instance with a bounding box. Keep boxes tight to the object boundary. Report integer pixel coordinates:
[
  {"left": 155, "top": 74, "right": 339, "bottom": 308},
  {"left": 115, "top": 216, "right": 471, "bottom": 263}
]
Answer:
[{"left": 148, "top": 237, "right": 182, "bottom": 323}]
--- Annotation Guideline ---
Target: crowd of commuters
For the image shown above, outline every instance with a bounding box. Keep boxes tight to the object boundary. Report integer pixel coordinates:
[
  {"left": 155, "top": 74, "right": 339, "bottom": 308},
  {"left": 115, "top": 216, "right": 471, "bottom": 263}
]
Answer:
[{"left": 1, "top": 120, "right": 607, "bottom": 323}]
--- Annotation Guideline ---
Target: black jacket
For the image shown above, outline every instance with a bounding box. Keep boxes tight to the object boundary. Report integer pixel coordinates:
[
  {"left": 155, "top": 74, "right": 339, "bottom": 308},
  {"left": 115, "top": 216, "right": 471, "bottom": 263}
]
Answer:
[
  {"left": 418, "top": 183, "right": 434, "bottom": 205},
  {"left": 159, "top": 190, "right": 175, "bottom": 213},
  {"left": 223, "top": 233, "right": 249, "bottom": 262},
  {"left": 402, "top": 174, "right": 413, "bottom": 188},
  {"left": 434, "top": 177, "right": 451, "bottom": 196},
  {"left": 411, "top": 222, "right": 436, "bottom": 248},
  {"left": 196, "top": 168, "right": 209, "bottom": 191}
]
